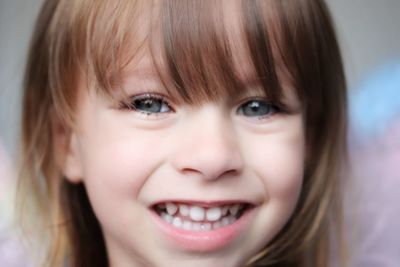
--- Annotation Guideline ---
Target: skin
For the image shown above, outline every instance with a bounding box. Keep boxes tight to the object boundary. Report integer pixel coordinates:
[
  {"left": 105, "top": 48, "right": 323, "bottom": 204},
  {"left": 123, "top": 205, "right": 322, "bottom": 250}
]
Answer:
[
  {"left": 56, "top": 3, "right": 305, "bottom": 267},
  {"left": 58, "top": 59, "right": 305, "bottom": 267}
]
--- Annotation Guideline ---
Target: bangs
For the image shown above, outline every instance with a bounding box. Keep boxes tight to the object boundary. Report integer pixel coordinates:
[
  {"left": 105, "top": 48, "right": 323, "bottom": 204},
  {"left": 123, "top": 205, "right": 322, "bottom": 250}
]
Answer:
[
  {"left": 81, "top": 0, "right": 298, "bottom": 107},
  {"left": 157, "top": 0, "right": 284, "bottom": 105}
]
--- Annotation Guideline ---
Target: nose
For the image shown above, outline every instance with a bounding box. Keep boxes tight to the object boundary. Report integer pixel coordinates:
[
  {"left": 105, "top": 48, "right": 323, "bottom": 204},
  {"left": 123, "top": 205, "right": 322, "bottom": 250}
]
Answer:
[{"left": 171, "top": 106, "right": 243, "bottom": 180}]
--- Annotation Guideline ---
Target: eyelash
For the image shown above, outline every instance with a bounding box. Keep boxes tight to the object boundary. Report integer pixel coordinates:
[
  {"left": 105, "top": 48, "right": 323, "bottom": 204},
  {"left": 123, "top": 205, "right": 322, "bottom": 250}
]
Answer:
[
  {"left": 236, "top": 99, "right": 285, "bottom": 120},
  {"left": 120, "top": 93, "right": 285, "bottom": 120},
  {"left": 119, "top": 93, "right": 174, "bottom": 116}
]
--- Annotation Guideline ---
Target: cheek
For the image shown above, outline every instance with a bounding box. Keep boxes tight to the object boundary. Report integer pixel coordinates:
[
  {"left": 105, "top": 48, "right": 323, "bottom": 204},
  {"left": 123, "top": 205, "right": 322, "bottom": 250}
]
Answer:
[
  {"left": 77, "top": 126, "right": 168, "bottom": 202},
  {"left": 244, "top": 128, "right": 305, "bottom": 203},
  {"left": 238, "top": 120, "right": 305, "bottom": 250},
  {"left": 262, "top": 143, "right": 304, "bottom": 200},
  {"left": 75, "top": 125, "right": 170, "bottom": 248}
]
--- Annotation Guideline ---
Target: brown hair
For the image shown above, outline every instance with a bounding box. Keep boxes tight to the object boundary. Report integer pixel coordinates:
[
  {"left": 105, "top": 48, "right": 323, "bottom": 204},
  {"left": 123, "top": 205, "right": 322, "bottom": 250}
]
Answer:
[{"left": 18, "top": 0, "right": 347, "bottom": 266}]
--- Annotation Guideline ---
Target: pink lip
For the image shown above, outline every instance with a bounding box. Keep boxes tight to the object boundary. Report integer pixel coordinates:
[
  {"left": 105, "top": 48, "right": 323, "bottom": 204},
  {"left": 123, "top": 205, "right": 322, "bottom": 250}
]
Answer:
[
  {"left": 149, "top": 206, "right": 255, "bottom": 252},
  {"left": 151, "top": 199, "right": 256, "bottom": 208}
]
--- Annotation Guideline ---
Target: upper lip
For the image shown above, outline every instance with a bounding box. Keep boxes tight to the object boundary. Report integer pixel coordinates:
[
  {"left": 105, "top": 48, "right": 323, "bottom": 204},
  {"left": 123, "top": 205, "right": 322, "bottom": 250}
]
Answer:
[{"left": 150, "top": 199, "right": 257, "bottom": 208}]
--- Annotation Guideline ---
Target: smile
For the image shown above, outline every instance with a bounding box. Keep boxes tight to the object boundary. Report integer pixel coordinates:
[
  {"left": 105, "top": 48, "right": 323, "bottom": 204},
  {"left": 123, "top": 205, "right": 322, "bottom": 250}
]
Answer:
[
  {"left": 150, "top": 201, "right": 256, "bottom": 251},
  {"left": 153, "top": 202, "right": 249, "bottom": 232}
]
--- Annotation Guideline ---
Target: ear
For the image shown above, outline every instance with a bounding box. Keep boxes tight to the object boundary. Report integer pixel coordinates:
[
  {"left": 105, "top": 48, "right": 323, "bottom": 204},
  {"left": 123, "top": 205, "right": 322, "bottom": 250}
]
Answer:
[{"left": 52, "top": 113, "right": 83, "bottom": 184}]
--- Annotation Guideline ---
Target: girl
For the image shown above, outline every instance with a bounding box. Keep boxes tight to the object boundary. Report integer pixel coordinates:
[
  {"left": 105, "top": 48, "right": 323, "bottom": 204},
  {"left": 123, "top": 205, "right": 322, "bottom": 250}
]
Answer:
[{"left": 17, "top": 0, "right": 347, "bottom": 266}]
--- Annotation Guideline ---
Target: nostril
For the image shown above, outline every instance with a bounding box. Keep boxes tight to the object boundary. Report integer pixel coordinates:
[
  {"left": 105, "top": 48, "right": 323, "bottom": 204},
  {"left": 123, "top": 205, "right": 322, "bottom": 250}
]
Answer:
[
  {"left": 180, "top": 167, "right": 201, "bottom": 175},
  {"left": 224, "top": 169, "right": 241, "bottom": 176},
  {"left": 173, "top": 148, "right": 243, "bottom": 180},
  {"left": 180, "top": 166, "right": 241, "bottom": 180}
]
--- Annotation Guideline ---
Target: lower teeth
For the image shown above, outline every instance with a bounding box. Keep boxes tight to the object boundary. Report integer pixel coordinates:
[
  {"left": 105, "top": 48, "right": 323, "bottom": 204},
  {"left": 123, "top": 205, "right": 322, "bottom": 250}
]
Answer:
[{"left": 160, "top": 212, "right": 238, "bottom": 231}]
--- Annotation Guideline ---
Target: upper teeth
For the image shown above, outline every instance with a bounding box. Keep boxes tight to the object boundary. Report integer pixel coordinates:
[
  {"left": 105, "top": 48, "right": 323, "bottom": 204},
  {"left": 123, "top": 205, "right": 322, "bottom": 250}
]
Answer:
[
  {"left": 166, "top": 203, "right": 178, "bottom": 215},
  {"left": 229, "top": 205, "right": 239, "bottom": 215},
  {"left": 159, "top": 202, "right": 243, "bottom": 222},
  {"left": 206, "top": 207, "right": 222, "bottom": 221},
  {"left": 179, "top": 204, "right": 190, "bottom": 216},
  {"left": 190, "top": 206, "right": 205, "bottom": 221}
]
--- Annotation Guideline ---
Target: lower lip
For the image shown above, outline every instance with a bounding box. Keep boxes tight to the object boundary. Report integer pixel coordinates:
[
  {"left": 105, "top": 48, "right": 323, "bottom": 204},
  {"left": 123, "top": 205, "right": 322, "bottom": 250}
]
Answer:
[{"left": 150, "top": 208, "right": 255, "bottom": 252}]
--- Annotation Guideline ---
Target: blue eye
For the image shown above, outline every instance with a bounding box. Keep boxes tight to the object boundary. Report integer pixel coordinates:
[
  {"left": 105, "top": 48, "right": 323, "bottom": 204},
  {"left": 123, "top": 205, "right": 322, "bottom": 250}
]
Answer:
[
  {"left": 124, "top": 94, "right": 173, "bottom": 114},
  {"left": 237, "top": 100, "right": 277, "bottom": 117}
]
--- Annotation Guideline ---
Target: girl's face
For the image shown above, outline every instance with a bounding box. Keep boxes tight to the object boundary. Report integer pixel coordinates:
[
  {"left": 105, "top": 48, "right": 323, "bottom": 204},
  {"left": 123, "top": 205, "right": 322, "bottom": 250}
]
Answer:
[
  {"left": 61, "top": 4, "right": 305, "bottom": 267},
  {"left": 63, "top": 62, "right": 304, "bottom": 267}
]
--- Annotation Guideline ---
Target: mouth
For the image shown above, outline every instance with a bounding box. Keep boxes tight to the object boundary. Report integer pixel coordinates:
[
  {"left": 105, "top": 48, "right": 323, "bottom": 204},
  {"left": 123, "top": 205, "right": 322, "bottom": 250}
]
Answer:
[
  {"left": 152, "top": 201, "right": 253, "bottom": 232},
  {"left": 149, "top": 200, "right": 256, "bottom": 251}
]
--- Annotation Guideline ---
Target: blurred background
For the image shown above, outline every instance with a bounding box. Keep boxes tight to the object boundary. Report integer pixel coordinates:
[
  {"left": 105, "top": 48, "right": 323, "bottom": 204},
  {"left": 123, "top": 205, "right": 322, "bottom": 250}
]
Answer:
[{"left": 1, "top": 0, "right": 399, "bottom": 266}]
